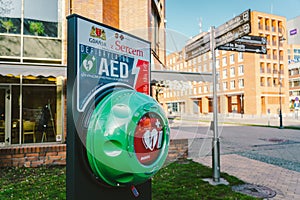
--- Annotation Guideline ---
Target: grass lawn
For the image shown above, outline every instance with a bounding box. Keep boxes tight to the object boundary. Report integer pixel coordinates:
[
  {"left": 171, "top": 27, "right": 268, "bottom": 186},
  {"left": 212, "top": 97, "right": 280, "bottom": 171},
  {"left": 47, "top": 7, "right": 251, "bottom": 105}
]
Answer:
[{"left": 0, "top": 159, "right": 260, "bottom": 200}]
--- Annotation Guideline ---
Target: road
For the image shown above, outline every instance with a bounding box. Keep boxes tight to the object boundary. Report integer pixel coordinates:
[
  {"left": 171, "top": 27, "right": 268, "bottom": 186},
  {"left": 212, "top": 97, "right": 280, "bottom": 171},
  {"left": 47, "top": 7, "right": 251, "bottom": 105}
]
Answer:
[{"left": 170, "top": 120, "right": 300, "bottom": 172}]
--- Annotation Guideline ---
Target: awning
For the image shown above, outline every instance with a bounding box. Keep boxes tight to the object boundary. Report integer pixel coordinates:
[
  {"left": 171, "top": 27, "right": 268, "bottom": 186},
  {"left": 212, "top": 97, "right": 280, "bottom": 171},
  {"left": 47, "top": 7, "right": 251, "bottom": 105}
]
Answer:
[
  {"left": 0, "top": 63, "right": 67, "bottom": 77},
  {"left": 151, "top": 70, "right": 213, "bottom": 83}
]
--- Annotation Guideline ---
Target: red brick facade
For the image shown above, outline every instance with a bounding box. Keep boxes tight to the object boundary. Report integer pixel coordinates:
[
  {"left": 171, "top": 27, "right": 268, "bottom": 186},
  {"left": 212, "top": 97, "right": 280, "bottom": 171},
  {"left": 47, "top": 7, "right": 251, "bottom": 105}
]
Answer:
[{"left": 0, "top": 139, "right": 188, "bottom": 168}]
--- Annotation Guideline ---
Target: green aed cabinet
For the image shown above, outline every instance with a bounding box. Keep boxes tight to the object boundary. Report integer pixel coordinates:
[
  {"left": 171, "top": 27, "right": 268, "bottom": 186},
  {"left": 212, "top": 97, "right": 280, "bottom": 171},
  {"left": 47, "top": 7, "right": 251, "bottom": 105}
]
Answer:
[{"left": 67, "top": 14, "right": 170, "bottom": 199}]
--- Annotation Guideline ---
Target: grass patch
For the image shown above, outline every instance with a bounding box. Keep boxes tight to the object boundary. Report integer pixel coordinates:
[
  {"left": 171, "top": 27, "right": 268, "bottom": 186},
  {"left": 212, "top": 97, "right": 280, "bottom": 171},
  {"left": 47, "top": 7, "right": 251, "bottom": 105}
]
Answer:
[
  {"left": 0, "top": 160, "right": 260, "bottom": 200},
  {"left": 152, "top": 159, "right": 260, "bottom": 200}
]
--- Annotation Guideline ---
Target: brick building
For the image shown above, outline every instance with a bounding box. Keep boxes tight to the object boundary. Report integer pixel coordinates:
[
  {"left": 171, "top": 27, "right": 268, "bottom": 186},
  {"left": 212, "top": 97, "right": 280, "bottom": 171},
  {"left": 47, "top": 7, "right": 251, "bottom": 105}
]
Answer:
[
  {"left": 162, "top": 11, "right": 290, "bottom": 117},
  {"left": 0, "top": 0, "right": 166, "bottom": 147}
]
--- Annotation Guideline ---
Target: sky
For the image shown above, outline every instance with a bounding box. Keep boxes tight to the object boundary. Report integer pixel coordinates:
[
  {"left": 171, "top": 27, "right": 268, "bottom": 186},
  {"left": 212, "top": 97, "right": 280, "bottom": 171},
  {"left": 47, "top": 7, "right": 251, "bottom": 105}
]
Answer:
[{"left": 165, "top": 0, "right": 300, "bottom": 52}]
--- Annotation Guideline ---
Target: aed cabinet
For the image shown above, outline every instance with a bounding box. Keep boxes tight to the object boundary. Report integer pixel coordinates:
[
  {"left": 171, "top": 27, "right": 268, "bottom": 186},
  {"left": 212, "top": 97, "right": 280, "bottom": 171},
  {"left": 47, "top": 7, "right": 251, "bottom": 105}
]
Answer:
[{"left": 67, "top": 14, "right": 170, "bottom": 199}]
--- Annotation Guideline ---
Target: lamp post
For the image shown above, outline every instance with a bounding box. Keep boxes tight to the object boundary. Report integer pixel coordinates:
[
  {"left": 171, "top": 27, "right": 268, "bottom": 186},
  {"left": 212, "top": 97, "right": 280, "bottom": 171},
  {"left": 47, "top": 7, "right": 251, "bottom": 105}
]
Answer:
[{"left": 278, "top": 28, "right": 285, "bottom": 129}]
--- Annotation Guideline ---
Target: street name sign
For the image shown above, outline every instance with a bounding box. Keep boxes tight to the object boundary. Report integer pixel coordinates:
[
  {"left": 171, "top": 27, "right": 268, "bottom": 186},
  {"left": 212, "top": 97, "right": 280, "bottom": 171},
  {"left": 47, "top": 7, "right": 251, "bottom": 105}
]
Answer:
[
  {"left": 185, "top": 33, "right": 210, "bottom": 60},
  {"left": 215, "top": 22, "right": 251, "bottom": 47},
  {"left": 218, "top": 35, "right": 267, "bottom": 54},
  {"left": 218, "top": 42, "right": 267, "bottom": 54},
  {"left": 215, "top": 9, "right": 251, "bottom": 38}
]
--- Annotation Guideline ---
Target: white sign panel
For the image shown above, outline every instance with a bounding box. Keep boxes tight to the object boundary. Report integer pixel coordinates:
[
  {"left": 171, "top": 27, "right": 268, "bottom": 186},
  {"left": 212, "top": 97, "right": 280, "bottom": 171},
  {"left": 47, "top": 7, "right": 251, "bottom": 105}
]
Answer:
[{"left": 76, "top": 18, "right": 151, "bottom": 112}]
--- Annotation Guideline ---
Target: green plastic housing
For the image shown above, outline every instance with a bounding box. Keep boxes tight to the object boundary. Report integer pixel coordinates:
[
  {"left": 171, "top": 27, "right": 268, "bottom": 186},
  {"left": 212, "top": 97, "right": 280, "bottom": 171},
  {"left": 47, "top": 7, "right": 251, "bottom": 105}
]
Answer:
[{"left": 86, "top": 89, "right": 170, "bottom": 187}]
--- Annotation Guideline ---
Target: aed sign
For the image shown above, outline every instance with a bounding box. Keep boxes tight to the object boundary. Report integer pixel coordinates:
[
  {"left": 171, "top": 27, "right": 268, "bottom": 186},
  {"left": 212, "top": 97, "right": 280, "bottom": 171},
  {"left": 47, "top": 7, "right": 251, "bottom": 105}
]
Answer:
[{"left": 77, "top": 18, "right": 151, "bottom": 112}]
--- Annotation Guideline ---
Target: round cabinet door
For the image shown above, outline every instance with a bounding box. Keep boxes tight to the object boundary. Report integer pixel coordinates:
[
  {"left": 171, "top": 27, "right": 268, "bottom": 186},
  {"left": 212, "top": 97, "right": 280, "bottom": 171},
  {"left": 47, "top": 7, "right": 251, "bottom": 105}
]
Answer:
[{"left": 86, "top": 89, "right": 170, "bottom": 187}]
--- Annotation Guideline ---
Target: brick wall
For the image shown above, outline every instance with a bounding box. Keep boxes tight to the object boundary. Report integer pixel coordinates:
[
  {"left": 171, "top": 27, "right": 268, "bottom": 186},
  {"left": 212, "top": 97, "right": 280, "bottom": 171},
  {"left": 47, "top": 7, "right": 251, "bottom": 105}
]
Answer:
[
  {"left": 0, "top": 144, "right": 66, "bottom": 168},
  {"left": 0, "top": 139, "right": 188, "bottom": 168}
]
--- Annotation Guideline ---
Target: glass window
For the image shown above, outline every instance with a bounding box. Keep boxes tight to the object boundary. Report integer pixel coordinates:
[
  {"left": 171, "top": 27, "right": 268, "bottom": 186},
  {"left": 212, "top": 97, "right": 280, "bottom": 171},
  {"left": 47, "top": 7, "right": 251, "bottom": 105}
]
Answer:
[
  {"left": 151, "top": 7, "right": 160, "bottom": 54},
  {"left": 238, "top": 65, "right": 244, "bottom": 75},
  {"left": 223, "top": 69, "right": 227, "bottom": 78},
  {"left": 23, "top": 37, "right": 61, "bottom": 59},
  {"left": 230, "top": 80, "right": 235, "bottom": 89},
  {"left": 0, "top": 0, "right": 22, "bottom": 34},
  {"left": 230, "top": 54, "right": 235, "bottom": 64},
  {"left": 223, "top": 82, "right": 228, "bottom": 90},
  {"left": 240, "top": 79, "right": 244, "bottom": 88},
  {"left": 238, "top": 52, "right": 243, "bottom": 62},
  {"left": 222, "top": 56, "right": 227, "bottom": 66},
  {"left": 230, "top": 67, "right": 235, "bottom": 77},
  {"left": 0, "top": 35, "right": 21, "bottom": 56},
  {"left": 24, "top": 0, "right": 58, "bottom": 37}
]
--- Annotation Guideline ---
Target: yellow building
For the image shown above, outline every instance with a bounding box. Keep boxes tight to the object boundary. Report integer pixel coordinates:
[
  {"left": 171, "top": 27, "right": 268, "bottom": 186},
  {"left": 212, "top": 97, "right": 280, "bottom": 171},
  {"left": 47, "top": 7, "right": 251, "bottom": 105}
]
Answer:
[{"left": 163, "top": 11, "right": 289, "bottom": 117}]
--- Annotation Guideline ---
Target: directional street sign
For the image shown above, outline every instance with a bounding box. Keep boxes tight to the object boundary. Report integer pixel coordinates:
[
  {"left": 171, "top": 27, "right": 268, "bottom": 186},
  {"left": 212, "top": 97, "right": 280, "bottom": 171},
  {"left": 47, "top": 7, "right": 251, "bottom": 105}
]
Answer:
[
  {"left": 235, "top": 35, "right": 267, "bottom": 45},
  {"left": 218, "top": 42, "right": 267, "bottom": 54},
  {"left": 218, "top": 35, "right": 267, "bottom": 54},
  {"left": 185, "top": 40, "right": 210, "bottom": 60},
  {"left": 185, "top": 9, "right": 251, "bottom": 61},
  {"left": 185, "top": 33, "right": 210, "bottom": 60},
  {"left": 215, "top": 9, "right": 251, "bottom": 38},
  {"left": 215, "top": 22, "right": 251, "bottom": 47}
]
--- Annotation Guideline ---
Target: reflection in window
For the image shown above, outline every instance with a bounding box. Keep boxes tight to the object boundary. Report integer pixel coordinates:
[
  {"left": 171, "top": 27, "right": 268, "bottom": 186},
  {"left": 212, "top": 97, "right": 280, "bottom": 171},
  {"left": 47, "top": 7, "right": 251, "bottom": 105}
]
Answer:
[
  {"left": 0, "top": 0, "right": 22, "bottom": 34},
  {"left": 0, "top": 35, "right": 21, "bottom": 56},
  {"left": 24, "top": 0, "right": 58, "bottom": 37},
  {"left": 23, "top": 37, "right": 61, "bottom": 59}
]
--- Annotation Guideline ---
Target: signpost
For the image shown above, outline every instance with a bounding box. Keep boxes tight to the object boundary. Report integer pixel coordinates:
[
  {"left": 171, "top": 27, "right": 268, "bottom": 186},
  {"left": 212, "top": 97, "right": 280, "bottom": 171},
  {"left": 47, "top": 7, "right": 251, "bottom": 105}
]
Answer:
[{"left": 184, "top": 9, "right": 270, "bottom": 183}]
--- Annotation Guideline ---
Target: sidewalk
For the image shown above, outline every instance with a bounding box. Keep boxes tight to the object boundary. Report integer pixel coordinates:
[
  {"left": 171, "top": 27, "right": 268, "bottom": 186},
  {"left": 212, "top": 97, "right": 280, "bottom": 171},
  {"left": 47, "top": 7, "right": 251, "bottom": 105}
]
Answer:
[
  {"left": 193, "top": 154, "right": 300, "bottom": 200},
  {"left": 178, "top": 113, "right": 300, "bottom": 128},
  {"left": 171, "top": 115, "right": 300, "bottom": 199}
]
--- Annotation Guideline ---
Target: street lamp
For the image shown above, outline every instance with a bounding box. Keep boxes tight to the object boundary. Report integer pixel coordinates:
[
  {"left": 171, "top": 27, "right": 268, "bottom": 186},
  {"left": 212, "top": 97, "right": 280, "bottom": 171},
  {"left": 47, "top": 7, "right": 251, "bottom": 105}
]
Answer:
[{"left": 278, "top": 28, "right": 286, "bottom": 129}]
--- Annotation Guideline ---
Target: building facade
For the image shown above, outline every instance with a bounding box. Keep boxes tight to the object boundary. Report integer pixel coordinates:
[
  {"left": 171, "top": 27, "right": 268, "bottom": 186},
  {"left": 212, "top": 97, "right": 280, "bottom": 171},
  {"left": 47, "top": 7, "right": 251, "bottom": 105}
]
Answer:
[
  {"left": 287, "top": 16, "right": 300, "bottom": 111},
  {"left": 162, "top": 11, "right": 290, "bottom": 118},
  {"left": 0, "top": 0, "right": 166, "bottom": 146}
]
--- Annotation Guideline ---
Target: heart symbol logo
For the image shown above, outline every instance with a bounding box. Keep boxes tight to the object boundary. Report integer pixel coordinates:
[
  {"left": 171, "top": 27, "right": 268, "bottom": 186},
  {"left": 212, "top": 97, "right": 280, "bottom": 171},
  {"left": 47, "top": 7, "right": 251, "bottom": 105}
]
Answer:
[
  {"left": 142, "top": 129, "right": 158, "bottom": 151},
  {"left": 83, "top": 59, "right": 94, "bottom": 72}
]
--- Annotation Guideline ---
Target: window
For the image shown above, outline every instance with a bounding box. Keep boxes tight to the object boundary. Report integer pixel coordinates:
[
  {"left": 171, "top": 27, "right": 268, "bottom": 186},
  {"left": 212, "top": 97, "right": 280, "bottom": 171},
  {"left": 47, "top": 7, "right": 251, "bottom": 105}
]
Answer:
[
  {"left": 230, "top": 54, "right": 235, "bottom": 64},
  {"left": 238, "top": 52, "right": 243, "bottom": 62},
  {"left": 230, "top": 80, "right": 235, "bottom": 89},
  {"left": 238, "top": 65, "right": 244, "bottom": 75},
  {"left": 223, "top": 69, "right": 227, "bottom": 78},
  {"left": 239, "top": 79, "right": 244, "bottom": 88},
  {"left": 216, "top": 59, "right": 220, "bottom": 68},
  {"left": 230, "top": 67, "right": 235, "bottom": 77},
  {"left": 24, "top": 0, "right": 58, "bottom": 37},
  {"left": 151, "top": 6, "right": 160, "bottom": 55},
  {"left": 223, "top": 82, "right": 228, "bottom": 90},
  {"left": 222, "top": 56, "right": 227, "bottom": 66},
  {"left": 0, "top": 0, "right": 61, "bottom": 63}
]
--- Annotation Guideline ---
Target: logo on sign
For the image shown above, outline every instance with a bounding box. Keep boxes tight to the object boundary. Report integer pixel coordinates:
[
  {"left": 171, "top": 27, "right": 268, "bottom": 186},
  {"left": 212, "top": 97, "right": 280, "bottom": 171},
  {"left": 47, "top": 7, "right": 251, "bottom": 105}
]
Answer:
[
  {"left": 90, "top": 26, "right": 106, "bottom": 40},
  {"left": 81, "top": 54, "right": 97, "bottom": 74}
]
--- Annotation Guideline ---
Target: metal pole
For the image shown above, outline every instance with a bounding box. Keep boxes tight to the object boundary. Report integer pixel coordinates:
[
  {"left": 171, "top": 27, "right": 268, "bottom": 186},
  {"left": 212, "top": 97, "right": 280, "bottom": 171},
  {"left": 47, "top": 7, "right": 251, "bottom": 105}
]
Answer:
[
  {"left": 210, "top": 26, "right": 220, "bottom": 182},
  {"left": 278, "top": 35, "right": 284, "bottom": 129}
]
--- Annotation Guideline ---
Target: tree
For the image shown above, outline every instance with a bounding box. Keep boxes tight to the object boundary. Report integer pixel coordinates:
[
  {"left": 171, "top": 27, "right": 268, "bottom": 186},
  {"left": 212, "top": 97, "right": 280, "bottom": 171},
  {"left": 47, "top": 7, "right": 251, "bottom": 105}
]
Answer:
[{"left": 0, "top": 19, "right": 15, "bottom": 33}]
